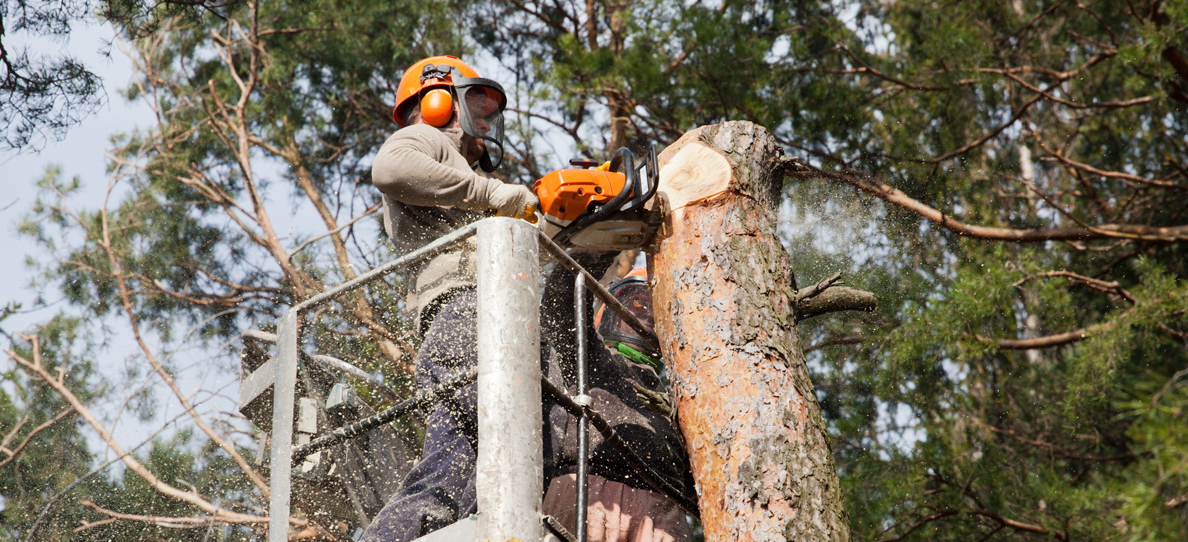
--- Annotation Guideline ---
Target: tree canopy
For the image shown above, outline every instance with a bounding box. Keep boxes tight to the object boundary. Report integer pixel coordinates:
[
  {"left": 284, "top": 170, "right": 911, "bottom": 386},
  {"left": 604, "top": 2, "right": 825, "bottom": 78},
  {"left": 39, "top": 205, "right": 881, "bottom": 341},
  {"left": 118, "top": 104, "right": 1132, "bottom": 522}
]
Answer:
[{"left": 2, "top": 0, "right": 1187, "bottom": 540}]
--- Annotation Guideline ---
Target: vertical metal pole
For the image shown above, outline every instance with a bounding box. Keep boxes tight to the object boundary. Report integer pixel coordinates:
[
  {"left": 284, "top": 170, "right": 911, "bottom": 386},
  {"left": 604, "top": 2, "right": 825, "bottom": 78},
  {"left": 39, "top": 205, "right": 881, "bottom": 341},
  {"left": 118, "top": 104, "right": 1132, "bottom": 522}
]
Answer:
[
  {"left": 574, "top": 275, "right": 590, "bottom": 542},
  {"left": 476, "top": 217, "right": 543, "bottom": 542},
  {"left": 269, "top": 310, "right": 299, "bottom": 542}
]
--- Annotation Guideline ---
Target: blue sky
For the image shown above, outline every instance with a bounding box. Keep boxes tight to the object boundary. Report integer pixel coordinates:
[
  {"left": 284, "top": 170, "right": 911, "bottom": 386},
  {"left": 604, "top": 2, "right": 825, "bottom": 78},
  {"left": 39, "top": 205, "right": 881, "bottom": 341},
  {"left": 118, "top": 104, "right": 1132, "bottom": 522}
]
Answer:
[
  {"left": 2, "top": 21, "right": 155, "bottom": 335},
  {"left": 0, "top": 21, "right": 241, "bottom": 463}
]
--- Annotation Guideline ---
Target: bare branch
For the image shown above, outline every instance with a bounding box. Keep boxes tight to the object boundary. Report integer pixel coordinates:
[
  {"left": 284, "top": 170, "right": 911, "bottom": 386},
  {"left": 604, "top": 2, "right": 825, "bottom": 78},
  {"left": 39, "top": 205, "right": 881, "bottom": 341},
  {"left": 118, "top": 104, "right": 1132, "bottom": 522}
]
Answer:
[
  {"left": 96, "top": 182, "right": 271, "bottom": 496},
  {"left": 977, "top": 321, "right": 1112, "bottom": 350},
  {"left": 1015, "top": 270, "right": 1136, "bottom": 304},
  {"left": 874, "top": 510, "right": 960, "bottom": 542},
  {"left": 804, "top": 335, "right": 869, "bottom": 353},
  {"left": 5, "top": 337, "right": 280, "bottom": 526},
  {"left": 836, "top": 45, "right": 950, "bottom": 92},
  {"left": 1029, "top": 127, "right": 1188, "bottom": 191},
  {"left": 798, "top": 287, "right": 878, "bottom": 321},
  {"left": 0, "top": 407, "right": 76, "bottom": 468},
  {"left": 801, "top": 167, "right": 1188, "bottom": 242},
  {"left": 966, "top": 508, "right": 1068, "bottom": 540},
  {"left": 795, "top": 271, "right": 843, "bottom": 302},
  {"left": 289, "top": 203, "right": 381, "bottom": 261},
  {"left": 77, "top": 500, "right": 268, "bottom": 529}
]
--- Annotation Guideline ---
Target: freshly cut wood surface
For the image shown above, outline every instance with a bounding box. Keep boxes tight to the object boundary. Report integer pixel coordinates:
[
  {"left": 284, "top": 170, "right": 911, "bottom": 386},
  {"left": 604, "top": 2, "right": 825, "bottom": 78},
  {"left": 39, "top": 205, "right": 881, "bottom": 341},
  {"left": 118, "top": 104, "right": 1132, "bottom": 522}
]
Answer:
[{"left": 656, "top": 142, "right": 732, "bottom": 212}]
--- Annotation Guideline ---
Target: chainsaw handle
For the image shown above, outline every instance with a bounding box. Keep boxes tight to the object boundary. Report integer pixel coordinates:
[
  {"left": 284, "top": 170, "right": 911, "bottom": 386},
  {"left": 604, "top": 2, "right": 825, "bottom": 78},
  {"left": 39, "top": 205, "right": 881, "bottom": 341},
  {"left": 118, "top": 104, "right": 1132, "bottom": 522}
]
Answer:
[
  {"left": 631, "top": 143, "right": 659, "bottom": 211},
  {"left": 554, "top": 147, "right": 637, "bottom": 246},
  {"left": 610, "top": 144, "right": 658, "bottom": 212}
]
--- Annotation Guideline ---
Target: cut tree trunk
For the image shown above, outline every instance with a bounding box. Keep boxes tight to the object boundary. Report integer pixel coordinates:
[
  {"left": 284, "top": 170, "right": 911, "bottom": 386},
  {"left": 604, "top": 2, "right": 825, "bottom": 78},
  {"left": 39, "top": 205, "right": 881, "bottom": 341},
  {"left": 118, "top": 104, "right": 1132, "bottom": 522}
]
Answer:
[{"left": 649, "top": 121, "right": 850, "bottom": 542}]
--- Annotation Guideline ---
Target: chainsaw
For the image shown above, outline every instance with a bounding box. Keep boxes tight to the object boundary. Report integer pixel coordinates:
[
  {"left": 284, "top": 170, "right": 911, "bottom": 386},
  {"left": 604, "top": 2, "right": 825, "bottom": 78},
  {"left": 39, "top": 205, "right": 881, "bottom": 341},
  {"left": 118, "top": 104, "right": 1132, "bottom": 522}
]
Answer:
[{"left": 531, "top": 144, "right": 661, "bottom": 251}]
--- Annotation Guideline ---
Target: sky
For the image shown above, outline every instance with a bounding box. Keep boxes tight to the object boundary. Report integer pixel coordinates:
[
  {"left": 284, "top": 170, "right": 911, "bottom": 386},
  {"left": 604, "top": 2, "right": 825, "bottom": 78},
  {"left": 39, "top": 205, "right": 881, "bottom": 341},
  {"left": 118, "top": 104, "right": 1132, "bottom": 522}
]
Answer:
[
  {"left": 0, "top": 20, "right": 253, "bottom": 463},
  {"left": 2, "top": 20, "right": 155, "bottom": 335}
]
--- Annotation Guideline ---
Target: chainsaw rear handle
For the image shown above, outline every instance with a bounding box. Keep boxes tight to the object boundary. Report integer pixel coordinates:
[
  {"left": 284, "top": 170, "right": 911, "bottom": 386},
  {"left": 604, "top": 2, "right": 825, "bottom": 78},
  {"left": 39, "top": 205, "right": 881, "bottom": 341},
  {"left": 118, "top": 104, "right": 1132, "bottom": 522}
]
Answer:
[
  {"left": 600, "top": 143, "right": 658, "bottom": 215},
  {"left": 634, "top": 143, "right": 659, "bottom": 211},
  {"left": 608, "top": 143, "right": 658, "bottom": 212},
  {"left": 554, "top": 148, "right": 634, "bottom": 246}
]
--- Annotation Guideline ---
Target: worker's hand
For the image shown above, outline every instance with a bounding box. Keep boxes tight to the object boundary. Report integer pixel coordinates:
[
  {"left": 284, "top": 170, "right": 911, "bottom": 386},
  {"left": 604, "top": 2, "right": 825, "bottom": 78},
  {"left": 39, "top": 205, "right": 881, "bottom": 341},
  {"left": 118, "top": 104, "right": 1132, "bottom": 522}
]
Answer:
[{"left": 490, "top": 183, "right": 539, "bottom": 221}]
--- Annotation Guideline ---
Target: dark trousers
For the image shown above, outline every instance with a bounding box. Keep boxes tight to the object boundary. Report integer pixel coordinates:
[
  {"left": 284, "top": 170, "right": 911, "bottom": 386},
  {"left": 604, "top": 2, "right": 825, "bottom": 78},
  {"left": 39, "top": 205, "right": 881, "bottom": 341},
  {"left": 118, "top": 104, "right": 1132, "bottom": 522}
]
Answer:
[
  {"left": 360, "top": 289, "right": 558, "bottom": 541},
  {"left": 359, "top": 254, "right": 690, "bottom": 542}
]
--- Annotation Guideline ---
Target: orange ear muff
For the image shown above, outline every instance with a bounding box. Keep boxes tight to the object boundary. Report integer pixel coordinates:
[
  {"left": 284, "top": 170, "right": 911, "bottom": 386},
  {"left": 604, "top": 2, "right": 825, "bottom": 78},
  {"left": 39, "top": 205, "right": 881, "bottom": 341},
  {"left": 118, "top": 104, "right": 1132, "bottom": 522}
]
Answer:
[{"left": 420, "top": 88, "right": 454, "bottom": 127}]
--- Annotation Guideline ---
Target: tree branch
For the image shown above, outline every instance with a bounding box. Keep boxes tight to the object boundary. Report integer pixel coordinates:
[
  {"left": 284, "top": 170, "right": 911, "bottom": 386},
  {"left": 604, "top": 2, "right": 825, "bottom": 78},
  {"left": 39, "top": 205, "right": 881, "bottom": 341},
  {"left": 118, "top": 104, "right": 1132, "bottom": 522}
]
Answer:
[
  {"left": 874, "top": 510, "right": 961, "bottom": 542},
  {"left": 804, "top": 335, "right": 869, "bottom": 353},
  {"left": 97, "top": 185, "right": 271, "bottom": 497},
  {"left": 0, "top": 407, "right": 76, "bottom": 468},
  {"left": 794, "top": 272, "right": 877, "bottom": 321},
  {"left": 75, "top": 500, "right": 302, "bottom": 531},
  {"left": 800, "top": 167, "right": 1188, "bottom": 242},
  {"left": 795, "top": 271, "right": 842, "bottom": 302},
  {"left": 288, "top": 202, "right": 381, "bottom": 262},
  {"left": 977, "top": 321, "right": 1112, "bottom": 350},
  {"left": 797, "top": 287, "right": 878, "bottom": 321},
  {"left": 6, "top": 336, "right": 278, "bottom": 526},
  {"left": 966, "top": 509, "right": 1068, "bottom": 541},
  {"left": 1029, "top": 126, "right": 1187, "bottom": 191},
  {"left": 1015, "top": 270, "right": 1136, "bottom": 304}
]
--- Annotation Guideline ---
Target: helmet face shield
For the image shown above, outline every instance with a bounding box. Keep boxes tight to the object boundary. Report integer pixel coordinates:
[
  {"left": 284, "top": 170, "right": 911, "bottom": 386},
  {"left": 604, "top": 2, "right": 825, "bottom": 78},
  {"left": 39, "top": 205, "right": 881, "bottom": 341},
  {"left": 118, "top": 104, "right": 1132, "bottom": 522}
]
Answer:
[
  {"left": 611, "top": 284, "right": 654, "bottom": 333},
  {"left": 596, "top": 278, "right": 658, "bottom": 358},
  {"left": 454, "top": 76, "right": 507, "bottom": 172}
]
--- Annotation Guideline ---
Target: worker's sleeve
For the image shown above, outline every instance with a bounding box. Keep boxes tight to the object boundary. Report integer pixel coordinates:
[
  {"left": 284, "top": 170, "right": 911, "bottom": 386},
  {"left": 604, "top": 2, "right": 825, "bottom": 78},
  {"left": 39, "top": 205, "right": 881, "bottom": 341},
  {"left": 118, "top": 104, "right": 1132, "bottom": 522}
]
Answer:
[{"left": 371, "top": 126, "right": 503, "bottom": 212}]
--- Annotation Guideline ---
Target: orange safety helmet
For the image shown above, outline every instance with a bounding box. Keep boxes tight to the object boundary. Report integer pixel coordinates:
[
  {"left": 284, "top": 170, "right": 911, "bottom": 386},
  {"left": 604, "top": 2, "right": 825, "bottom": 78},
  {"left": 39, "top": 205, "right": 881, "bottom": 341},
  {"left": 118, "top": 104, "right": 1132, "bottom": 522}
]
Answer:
[{"left": 392, "top": 55, "right": 508, "bottom": 172}]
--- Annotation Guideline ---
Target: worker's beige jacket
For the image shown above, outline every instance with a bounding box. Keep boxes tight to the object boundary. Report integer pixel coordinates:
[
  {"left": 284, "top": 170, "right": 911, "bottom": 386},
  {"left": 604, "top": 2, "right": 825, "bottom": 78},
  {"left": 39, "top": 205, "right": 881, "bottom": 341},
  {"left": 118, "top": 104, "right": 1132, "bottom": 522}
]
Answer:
[{"left": 371, "top": 123, "right": 509, "bottom": 332}]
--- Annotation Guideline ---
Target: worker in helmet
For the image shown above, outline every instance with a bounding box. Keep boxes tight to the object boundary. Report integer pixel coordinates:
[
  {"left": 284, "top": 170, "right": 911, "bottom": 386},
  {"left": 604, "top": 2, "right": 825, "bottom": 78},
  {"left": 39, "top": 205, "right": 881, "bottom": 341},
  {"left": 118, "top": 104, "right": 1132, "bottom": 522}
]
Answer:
[
  {"left": 373, "top": 55, "right": 536, "bottom": 287},
  {"left": 594, "top": 268, "right": 663, "bottom": 373},
  {"left": 362, "top": 55, "right": 538, "bottom": 542},
  {"left": 540, "top": 265, "right": 695, "bottom": 542}
]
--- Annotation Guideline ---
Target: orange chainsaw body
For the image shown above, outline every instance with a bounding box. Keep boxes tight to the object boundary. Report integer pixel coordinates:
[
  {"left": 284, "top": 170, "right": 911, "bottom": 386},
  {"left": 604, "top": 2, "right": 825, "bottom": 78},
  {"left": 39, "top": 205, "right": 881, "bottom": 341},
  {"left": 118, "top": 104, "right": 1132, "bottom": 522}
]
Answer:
[
  {"left": 532, "top": 168, "right": 629, "bottom": 223},
  {"left": 531, "top": 146, "right": 660, "bottom": 251}
]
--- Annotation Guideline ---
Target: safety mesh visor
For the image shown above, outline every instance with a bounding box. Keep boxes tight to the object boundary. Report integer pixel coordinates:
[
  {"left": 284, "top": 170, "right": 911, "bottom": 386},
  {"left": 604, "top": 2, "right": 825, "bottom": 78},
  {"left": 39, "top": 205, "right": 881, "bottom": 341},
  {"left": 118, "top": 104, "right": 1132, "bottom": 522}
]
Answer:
[
  {"left": 455, "top": 78, "right": 506, "bottom": 171},
  {"left": 597, "top": 282, "right": 655, "bottom": 355}
]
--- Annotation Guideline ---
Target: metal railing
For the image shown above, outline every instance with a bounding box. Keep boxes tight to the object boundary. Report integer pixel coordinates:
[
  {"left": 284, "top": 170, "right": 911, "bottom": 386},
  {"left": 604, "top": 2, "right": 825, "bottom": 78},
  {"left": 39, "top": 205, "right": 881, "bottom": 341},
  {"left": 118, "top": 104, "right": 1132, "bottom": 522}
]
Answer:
[
  {"left": 267, "top": 218, "right": 542, "bottom": 542},
  {"left": 260, "top": 216, "right": 683, "bottom": 542}
]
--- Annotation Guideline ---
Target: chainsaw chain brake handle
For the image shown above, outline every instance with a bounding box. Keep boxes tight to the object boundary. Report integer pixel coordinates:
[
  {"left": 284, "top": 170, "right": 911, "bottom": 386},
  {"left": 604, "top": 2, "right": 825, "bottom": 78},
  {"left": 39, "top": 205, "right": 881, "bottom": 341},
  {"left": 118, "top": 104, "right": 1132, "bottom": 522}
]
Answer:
[
  {"left": 568, "top": 157, "right": 601, "bottom": 168},
  {"left": 553, "top": 142, "right": 659, "bottom": 247}
]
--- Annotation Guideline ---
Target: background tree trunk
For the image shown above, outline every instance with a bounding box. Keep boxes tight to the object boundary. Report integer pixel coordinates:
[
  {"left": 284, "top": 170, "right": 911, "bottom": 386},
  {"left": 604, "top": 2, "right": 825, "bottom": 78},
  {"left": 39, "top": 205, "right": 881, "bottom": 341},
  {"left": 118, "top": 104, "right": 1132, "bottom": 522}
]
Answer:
[{"left": 650, "top": 121, "right": 849, "bottom": 542}]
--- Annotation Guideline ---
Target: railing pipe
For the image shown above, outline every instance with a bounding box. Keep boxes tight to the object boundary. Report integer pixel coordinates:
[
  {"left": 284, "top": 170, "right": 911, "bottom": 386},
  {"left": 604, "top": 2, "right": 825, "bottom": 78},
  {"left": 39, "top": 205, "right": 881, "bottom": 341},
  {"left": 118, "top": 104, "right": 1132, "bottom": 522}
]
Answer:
[
  {"left": 268, "top": 310, "right": 299, "bottom": 542},
  {"left": 476, "top": 217, "right": 544, "bottom": 541},
  {"left": 294, "top": 222, "right": 479, "bottom": 313},
  {"left": 574, "top": 274, "right": 590, "bottom": 542}
]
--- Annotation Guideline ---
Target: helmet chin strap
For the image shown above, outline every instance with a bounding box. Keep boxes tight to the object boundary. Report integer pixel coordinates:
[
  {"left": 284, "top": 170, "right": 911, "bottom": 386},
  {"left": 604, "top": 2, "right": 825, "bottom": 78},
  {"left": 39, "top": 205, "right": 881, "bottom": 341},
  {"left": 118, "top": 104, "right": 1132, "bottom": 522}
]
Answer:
[
  {"left": 478, "top": 144, "right": 502, "bottom": 173},
  {"left": 453, "top": 128, "right": 499, "bottom": 173},
  {"left": 477, "top": 149, "right": 492, "bottom": 172}
]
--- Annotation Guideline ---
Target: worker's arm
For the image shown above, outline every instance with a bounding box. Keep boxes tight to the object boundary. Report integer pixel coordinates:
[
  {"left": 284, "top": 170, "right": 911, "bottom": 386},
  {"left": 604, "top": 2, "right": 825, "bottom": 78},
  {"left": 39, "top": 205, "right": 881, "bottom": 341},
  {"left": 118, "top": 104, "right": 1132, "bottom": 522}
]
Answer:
[{"left": 372, "top": 124, "right": 532, "bottom": 215}]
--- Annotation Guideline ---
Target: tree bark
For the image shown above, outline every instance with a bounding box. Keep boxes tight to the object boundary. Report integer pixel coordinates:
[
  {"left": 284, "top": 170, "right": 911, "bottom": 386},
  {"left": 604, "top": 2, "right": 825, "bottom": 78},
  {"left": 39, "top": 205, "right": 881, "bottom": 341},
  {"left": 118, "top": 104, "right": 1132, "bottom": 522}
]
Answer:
[{"left": 650, "top": 121, "right": 850, "bottom": 542}]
